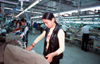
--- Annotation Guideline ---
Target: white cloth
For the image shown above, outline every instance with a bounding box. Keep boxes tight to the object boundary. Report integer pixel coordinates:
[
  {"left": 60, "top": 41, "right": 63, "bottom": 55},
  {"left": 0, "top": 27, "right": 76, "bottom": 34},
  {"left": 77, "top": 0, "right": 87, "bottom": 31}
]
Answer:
[
  {"left": 81, "top": 25, "right": 90, "bottom": 34},
  {"left": 20, "top": 26, "right": 28, "bottom": 38},
  {"left": 16, "top": 23, "right": 19, "bottom": 29}
]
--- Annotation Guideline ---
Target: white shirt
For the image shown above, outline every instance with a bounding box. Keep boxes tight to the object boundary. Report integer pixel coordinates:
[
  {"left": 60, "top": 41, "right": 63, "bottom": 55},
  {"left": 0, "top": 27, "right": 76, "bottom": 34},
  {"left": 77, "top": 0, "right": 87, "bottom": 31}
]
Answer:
[
  {"left": 20, "top": 26, "right": 28, "bottom": 38},
  {"left": 81, "top": 25, "right": 90, "bottom": 34}
]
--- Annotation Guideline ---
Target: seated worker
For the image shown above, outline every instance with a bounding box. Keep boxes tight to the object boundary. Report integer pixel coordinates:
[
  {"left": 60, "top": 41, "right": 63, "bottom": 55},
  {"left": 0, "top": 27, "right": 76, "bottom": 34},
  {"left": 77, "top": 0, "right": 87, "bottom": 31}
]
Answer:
[
  {"left": 12, "top": 20, "right": 21, "bottom": 33},
  {"left": 15, "top": 20, "right": 21, "bottom": 32},
  {"left": 11, "top": 19, "right": 17, "bottom": 31},
  {"left": 19, "top": 18, "right": 29, "bottom": 48}
]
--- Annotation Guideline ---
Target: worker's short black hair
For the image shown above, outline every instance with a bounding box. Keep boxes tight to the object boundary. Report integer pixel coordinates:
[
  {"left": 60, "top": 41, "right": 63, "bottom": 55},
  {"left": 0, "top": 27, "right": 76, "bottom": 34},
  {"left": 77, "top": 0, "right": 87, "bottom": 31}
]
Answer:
[{"left": 21, "top": 18, "right": 26, "bottom": 22}]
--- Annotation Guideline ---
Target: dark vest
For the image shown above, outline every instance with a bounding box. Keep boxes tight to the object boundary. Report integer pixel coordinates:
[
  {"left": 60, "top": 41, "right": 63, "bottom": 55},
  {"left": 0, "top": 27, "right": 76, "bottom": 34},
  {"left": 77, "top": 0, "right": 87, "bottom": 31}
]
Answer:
[{"left": 43, "top": 25, "right": 63, "bottom": 59}]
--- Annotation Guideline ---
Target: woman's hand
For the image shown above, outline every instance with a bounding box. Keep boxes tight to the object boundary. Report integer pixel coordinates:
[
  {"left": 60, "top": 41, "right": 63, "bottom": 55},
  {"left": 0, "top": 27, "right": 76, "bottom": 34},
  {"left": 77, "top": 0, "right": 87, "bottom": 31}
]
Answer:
[
  {"left": 26, "top": 43, "right": 36, "bottom": 51},
  {"left": 45, "top": 53, "right": 53, "bottom": 63},
  {"left": 26, "top": 46, "right": 33, "bottom": 51}
]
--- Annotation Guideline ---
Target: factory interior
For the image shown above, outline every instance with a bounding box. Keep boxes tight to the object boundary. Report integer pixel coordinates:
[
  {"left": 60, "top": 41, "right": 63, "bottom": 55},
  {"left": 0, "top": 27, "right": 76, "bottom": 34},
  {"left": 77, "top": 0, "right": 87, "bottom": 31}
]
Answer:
[{"left": 0, "top": 0, "right": 100, "bottom": 64}]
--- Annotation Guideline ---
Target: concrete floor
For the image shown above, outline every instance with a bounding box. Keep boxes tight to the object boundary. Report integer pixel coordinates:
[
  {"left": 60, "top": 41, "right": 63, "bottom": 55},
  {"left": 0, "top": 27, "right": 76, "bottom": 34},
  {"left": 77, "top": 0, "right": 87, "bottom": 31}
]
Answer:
[{"left": 28, "top": 30, "right": 100, "bottom": 64}]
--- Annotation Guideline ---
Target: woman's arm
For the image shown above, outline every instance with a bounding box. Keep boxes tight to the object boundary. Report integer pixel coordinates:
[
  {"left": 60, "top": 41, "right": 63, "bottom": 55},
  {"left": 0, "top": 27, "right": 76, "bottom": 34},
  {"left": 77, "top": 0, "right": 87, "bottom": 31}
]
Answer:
[
  {"left": 26, "top": 31, "right": 46, "bottom": 51},
  {"left": 53, "top": 29, "right": 65, "bottom": 55},
  {"left": 32, "top": 31, "right": 46, "bottom": 44}
]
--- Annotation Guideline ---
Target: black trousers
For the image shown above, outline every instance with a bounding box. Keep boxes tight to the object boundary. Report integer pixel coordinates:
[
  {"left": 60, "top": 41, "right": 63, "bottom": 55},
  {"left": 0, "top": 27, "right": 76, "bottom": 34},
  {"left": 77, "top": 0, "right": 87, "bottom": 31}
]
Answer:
[
  {"left": 22, "top": 36, "right": 28, "bottom": 47},
  {"left": 50, "top": 58, "right": 60, "bottom": 64},
  {"left": 82, "top": 34, "right": 89, "bottom": 51},
  {"left": 44, "top": 56, "right": 60, "bottom": 64}
]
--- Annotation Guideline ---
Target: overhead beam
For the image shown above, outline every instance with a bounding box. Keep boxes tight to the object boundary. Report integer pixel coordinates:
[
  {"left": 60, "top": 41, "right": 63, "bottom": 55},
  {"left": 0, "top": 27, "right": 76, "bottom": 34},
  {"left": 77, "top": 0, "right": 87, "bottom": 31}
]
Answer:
[
  {"left": 15, "top": 0, "right": 42, "bottom": 18},
  {"left": 0, "top": 0, "right": 18, "bottom": 5}
]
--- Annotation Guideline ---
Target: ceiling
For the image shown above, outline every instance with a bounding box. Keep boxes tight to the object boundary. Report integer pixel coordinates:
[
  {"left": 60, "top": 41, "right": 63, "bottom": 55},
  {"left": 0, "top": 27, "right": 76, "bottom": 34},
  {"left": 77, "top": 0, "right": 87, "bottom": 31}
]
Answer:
[{"left": 0, "top": 0, "right": 100, "bottom": 20}]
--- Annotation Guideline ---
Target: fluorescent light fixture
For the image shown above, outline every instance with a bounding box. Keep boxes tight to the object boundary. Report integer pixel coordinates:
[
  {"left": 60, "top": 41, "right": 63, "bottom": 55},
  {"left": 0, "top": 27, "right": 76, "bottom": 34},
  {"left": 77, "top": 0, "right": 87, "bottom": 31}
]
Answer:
[
  {"left": 81, "top": 6, "right": 100, "bottom": 11},
  {"left": 74, "top": 21, "right": 100, "bottom": 24},
  {"left": 74, "top": 21, "right": 82, "bottom": 24},
  {"left": 66, "top": 21, "right": 70, "bottom": 23},
  {"left": 79, "top": 14, "right": 99, "bottom": 17},
  {"left": 19, "top": 0, "right": 29, "bottom": 1},
  {"left": 59, "top": 10, "right": 78, "bottom": 15},
  {"left": 71, "top": 18, "right": 81, "bottom": 21},
  {"left": 0, "top": 0, "right": 18, "bottom": 5},
  {"left": 59, "top": 6, "right": 100, "bottom": 15},
  {"left": 4, "top": 7, "right": 13, "bottom": 10},
  {"left": 64, "top": 16, "right": 77, "bottom": 18},
  {"left": 83, "top": 18, "right": 93, "bottom": 20},
  {"left": 94, "top": 18, "right": 99, "bottom": 20},
  {"left": 31, "top": 6, "right": 100, "bottom": 19},
  {"left": 15, "top": 0, "right": 42, "bottom": 17},
  {"left": 31, "top": 16, "right": 42, "bottom": 19},
  {"left": 4, "top": 7, "right": 42, "bottom": 14}
]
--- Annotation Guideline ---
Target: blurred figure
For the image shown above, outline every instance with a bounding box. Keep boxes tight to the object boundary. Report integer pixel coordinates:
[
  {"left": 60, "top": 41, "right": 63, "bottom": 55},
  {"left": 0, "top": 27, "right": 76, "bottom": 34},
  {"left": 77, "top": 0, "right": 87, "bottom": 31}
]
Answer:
[
  {"left": 13, "top": 20, "right": 17, "bottom": 29},
  {"left": 11, "top": 19, "right": 17, "bottom": 32},
  {"left": 14, "top": 20, "right": 21, "bottom": 33},
  {"left": 19, "top": 18, "right": 29, "bottom": 49},
  {"left": 16, "top": 20, "right": 21, "bottom": 31},
  {"left": 32, "top": 22, "right": 37, "bottom": 35},
  {"left": 81, "top": 24, "right": 90, "bottom": 51}
]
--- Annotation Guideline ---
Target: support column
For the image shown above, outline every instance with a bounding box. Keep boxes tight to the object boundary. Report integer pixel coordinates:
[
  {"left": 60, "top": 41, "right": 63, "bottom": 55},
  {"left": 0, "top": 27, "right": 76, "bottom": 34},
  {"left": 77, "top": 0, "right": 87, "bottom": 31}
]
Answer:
[
  {"left": 58, "top": 0, "right": 61, "bottom": 22},
  {"left": 1, "top": 3, "right": 4, "bottom": 16},
  {"left": 78, "top": 0, "right": 80, "bottom": 18}
]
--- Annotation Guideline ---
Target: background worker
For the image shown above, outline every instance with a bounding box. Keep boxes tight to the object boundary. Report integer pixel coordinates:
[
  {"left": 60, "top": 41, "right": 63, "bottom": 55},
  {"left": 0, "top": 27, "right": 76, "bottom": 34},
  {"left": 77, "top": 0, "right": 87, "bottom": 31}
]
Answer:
[
  {"left": 19, "top": 18, "right": 29, "bottom": 48},
  {"left": 81, "top": 24, "right": 90, "bottom": 51}
]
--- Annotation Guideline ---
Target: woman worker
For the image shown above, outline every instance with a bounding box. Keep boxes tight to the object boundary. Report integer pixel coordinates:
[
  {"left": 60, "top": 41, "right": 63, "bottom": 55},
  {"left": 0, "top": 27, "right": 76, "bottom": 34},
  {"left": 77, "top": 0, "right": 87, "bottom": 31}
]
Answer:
[{"left": 26, "top": 12, "right": 65, "bottom": 64}]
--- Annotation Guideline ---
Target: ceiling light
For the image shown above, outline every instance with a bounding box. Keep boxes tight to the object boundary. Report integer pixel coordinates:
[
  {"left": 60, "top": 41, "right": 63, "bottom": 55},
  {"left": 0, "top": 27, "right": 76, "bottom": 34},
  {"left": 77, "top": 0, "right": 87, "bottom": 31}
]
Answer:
[
  {"left": 4, "top": 7, "right": 42, "bottom": 14},
  {"left": 83, "top": 18, "right": 93, "bottom": 20},
  {"left": 15, "top": 0, "right": 42, "bottom": 18},
  {"left": 0, "top": 0, "right": 18, "bottom": 5},
  {"left": 31, "top": 16, "right": 42, "bottom": 19},
  {"left": 71, "top": 18, "right": 81, "bottom": 20},
  {"left": 31, "top": 6, "right": 100, "bottom": 20}
]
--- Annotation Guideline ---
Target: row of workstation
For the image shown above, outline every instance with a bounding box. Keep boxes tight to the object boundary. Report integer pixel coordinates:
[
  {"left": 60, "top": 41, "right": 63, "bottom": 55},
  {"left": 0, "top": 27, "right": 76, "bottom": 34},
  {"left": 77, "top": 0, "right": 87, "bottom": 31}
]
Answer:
[{"left": 65, "top": 27, "right": 100, "bottom": 51}]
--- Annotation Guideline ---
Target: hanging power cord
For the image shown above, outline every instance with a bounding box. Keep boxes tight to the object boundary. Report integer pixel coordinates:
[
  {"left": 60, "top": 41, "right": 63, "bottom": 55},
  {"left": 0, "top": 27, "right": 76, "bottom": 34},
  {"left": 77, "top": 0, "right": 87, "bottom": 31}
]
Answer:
[{"left": 13, "top": 31, "right": 26, "bottom": 48}]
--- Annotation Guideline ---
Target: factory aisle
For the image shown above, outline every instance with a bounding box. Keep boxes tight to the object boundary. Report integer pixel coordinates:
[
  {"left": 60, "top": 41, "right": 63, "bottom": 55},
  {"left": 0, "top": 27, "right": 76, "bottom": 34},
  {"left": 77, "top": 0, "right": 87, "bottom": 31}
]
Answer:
[{"left": 27, "top": 30, "right": 100, "bottom": 64}]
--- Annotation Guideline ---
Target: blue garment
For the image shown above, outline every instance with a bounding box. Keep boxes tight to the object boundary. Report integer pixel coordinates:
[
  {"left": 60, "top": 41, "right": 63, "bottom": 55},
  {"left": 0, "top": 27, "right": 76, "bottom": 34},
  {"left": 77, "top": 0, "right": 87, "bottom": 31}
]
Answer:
[{"left": 33, "top": 22, "right": 37, "bottom": 28}]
